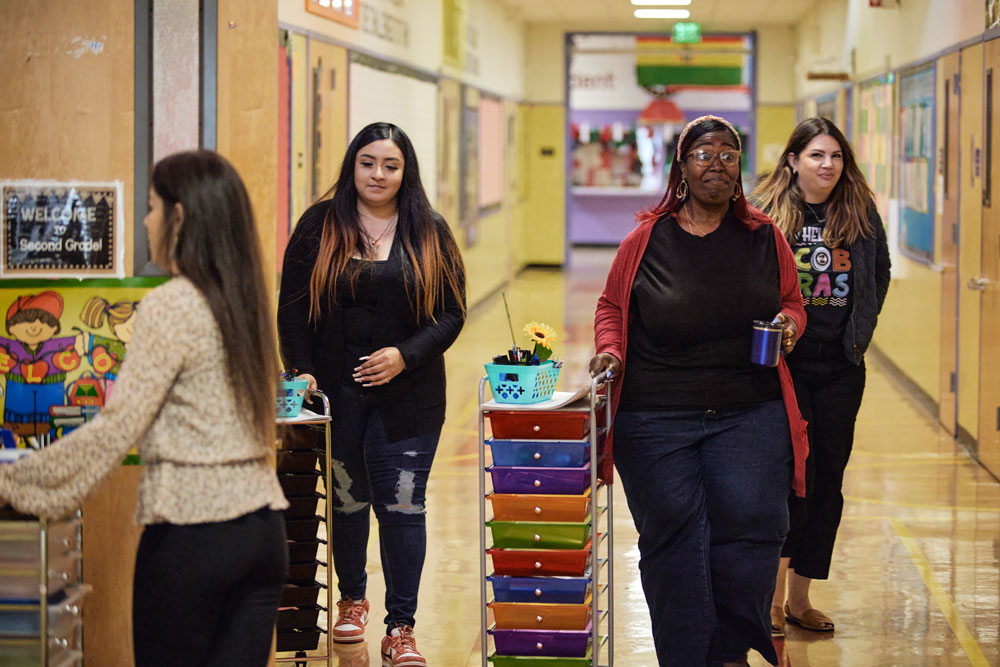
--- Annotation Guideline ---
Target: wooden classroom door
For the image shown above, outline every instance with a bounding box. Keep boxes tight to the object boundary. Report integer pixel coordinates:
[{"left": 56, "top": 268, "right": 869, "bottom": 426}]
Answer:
[
  {"left": 978, "top": 38, "right": 1000, "bottom": 478},
  {"left": 957, "top": 42, "right": 984, "bottom": 449},
  {"left": 308, "top": 40, "right": 349, "bottom": 203},
  {"left": 938, "top": 52, "right": 961, "bottom": 434}
]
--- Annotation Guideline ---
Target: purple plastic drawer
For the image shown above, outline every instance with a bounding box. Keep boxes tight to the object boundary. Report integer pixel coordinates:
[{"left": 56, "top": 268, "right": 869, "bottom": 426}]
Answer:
[
  {"left": 491, "top": 622, "right": 592, "bottom": 657},
  {"left": 489, "top": 464, "right": 591, "bottom": 495}
]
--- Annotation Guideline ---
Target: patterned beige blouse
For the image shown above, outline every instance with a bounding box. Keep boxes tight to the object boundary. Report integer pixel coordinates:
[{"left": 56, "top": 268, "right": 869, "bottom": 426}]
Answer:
[{"left": 0, "top": 278, "right": 289, "bottom": 524}]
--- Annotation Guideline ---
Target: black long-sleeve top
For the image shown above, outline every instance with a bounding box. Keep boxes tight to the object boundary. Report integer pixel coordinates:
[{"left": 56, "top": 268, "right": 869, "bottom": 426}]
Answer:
[{"left": 277, "top": 200, "right": 466, "bottom": 441}]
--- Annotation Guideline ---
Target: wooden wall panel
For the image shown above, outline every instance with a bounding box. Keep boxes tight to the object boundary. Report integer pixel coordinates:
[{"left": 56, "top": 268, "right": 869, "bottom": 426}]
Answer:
[
  {"left": 216, "top": 0, "right": 279, "bottom": 296},
  {"left": 0, "top": 0, "right": 135, "bottom": 274},
  {"left": 82, "top": 466, "right": 143, "bottom": 666}
]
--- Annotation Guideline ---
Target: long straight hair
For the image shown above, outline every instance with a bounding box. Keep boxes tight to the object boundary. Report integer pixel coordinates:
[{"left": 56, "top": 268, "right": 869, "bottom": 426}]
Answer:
[
  {"left": 636, "top": 118, "right": 759, "bottom": 227},
  {"left": 308, "top": 122, "right": 465, "bottom": 324},
  {"left": 750, "top": 117, "right": 874, "bottom": 247},
  {"left": 151, "top": 150, "right": 279, "bottom": 445}
]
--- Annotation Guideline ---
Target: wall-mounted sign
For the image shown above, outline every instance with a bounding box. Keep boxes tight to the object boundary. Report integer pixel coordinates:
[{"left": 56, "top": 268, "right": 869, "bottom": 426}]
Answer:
[
  {"left": 1, "top": 181, "right": 124, "bottom": 278},
  {"left": 306, "top": 0, "right": 360, "bottom": 29}
]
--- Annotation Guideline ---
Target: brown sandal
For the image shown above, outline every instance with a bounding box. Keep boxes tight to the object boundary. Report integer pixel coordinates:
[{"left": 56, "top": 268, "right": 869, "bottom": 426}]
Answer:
[
  {"left": 770, "top": 604, "right": 785, "bottom": 637},
  {"left": 784, "top": 602, "right": 835, "bottom": 632}
]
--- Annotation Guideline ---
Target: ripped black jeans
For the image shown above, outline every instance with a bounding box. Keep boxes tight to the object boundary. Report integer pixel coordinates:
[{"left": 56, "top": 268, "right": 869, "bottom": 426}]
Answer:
[{"left": 325, "top": 381, "right": 440, "bottom": 629}]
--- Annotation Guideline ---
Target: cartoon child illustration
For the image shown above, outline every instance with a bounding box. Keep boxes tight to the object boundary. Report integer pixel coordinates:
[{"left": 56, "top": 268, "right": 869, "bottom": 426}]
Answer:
[
  {"left": 0, "top": 291, "right": 81, "bottom": 437},
  {"left": 75, "top": 296, "right": 138, "bottom": 399}
]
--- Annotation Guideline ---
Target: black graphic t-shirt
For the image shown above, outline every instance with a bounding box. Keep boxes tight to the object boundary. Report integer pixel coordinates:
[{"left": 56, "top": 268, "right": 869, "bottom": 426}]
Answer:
[{"left": 794, "top": 202, "right": 852, "bottom": 341}]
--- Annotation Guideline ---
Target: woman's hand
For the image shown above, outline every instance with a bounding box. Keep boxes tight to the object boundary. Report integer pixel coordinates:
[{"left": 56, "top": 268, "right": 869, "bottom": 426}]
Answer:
[
  {"left": 296, "top": 373, "right": 318, "bottom": 402},
  {"left": 588, "top": 353, "right": 622, "bottom": 380},
  {"left": 353, "top": 347, "right": 406, "bottom": 387},
  {"left": 772, "top": 312, "right": 798, "bottom": 354}
]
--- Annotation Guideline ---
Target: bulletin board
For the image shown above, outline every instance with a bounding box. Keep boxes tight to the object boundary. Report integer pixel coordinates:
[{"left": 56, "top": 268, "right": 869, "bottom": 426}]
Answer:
[
  {"left": 854, "top": 74, "right": 895, "bottom": 221},
  {"left": 348, "top": 55, "right": 439, "bottom": 204},
  {"left": 897, "top": 64, "right": 936, "bottom": 263},
  {"left": 478, "top": 96, "right": 503, "bottom": 210},
  {"left": 0, "top": 277, "right": 167, "bottom": 461}
]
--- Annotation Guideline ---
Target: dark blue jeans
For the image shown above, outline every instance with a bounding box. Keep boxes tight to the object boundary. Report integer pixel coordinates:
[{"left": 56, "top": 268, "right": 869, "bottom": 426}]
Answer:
[
  {"left": 326, "top": 382, "right": 440, "bottom": 629},
  {"left": 613, "top": 400, "right": 792, "bottom": 667}
]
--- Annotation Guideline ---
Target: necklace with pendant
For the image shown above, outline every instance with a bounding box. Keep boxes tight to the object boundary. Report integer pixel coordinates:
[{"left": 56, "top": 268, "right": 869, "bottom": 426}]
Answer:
[
  {"left": 359, "top": 212, "right": 397, "bottom": 256},
  {"left": 805, "top": 201, "right": 826, "bottom": 224}
]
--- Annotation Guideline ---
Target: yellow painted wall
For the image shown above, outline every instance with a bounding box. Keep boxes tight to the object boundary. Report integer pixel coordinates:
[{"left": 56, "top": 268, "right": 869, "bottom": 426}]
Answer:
[
  {"left": 794, "top": 0, "right": 982, "bottom": 98},
  {"left": 755, "top": 105, "right": 796, "bottom": 177},
  {"left": 871, "top": 255, "right": 941, "bottom": 399},
  {"left": 463, "top": 209, "right": 513, "bottom": 306},
  {"left": 522, "top": 104, "right": 565, "bottom": 266}
]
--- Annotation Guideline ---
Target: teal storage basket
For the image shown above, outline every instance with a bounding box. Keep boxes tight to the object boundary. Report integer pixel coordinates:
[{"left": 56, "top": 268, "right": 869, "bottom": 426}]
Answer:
[
  {"left": 485, "top": 361, "right": 560, "bottom": 404},
  {"left": 276, "top": 379, "right": 309, "bottom": 418}
]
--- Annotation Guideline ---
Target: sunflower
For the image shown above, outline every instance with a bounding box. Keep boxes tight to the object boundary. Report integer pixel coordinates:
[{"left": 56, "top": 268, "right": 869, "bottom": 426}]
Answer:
[{"left": 524, "top": 322, "right": 557, "bottom": 349}]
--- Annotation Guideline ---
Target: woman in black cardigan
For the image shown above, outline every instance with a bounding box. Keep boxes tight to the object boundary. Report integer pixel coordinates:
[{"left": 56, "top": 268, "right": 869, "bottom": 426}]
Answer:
[
  {"left": 278, "top": 122, "right": 466, "bottom": 667},
  {"left": 751, "top": 117, "right": 890, "bottom": 637}
]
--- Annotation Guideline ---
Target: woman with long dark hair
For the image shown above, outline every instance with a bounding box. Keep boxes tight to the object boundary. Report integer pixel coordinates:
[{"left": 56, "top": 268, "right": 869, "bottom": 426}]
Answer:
[
  {"left": 751, "top": 117, "right": 890, "bottom": 635},
  {"left": 0, "top": 149, "right": 288, "bottom": 666},
  {"left": 589, "top": 115, "right": 808, "bottom": 666},
  {"left": 278, "top": 122, "right": 466, "bottom": 667}
]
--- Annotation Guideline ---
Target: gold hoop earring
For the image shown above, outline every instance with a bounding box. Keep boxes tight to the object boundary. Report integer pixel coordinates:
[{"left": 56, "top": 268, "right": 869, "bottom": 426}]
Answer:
[
  {"left": 676, "top": 179, "right": 689, "bottom": 199},
  {"left": 732, "top": 182, "right": 742, "bottom": 201}
]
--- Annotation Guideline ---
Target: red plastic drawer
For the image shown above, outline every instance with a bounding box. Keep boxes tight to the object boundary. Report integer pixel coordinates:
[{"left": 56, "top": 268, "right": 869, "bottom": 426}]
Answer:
[
  {"left": 486, "top": 411, "right": 596, "bottom": 440},
  {"left": 488, "top": 538, "right": 594, "bottom": 577}
]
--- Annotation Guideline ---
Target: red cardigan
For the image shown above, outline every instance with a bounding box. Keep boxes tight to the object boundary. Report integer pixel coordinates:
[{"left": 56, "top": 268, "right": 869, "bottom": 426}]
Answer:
[{"left": 594, "top": 208, "right": 809, "bottom": 497}]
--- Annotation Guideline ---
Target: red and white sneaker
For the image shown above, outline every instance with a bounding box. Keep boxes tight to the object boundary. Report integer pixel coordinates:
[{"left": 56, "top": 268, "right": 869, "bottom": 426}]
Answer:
[
  {"left": 380, "top": 625, "right": 426, "bottom": 667},
  {"left": 332, "top": 597, "right": 369, "bottom": 644}
]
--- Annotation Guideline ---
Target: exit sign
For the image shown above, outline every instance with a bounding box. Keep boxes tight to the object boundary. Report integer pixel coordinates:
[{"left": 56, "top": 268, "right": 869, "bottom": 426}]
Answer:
[{"left": 673, "top": 22, "right": 701, "bottom": 44}]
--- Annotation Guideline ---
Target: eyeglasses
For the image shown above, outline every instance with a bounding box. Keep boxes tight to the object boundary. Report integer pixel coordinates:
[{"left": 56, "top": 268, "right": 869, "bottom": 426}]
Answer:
[{"left": 686, "top": 149, "right": 741, "bottom": 167}]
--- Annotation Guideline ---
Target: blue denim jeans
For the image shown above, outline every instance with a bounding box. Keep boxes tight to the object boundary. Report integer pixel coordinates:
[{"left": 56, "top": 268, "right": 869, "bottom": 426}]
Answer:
[
  {"left": 613, "top": 400, "right": 792, "bottom": 666},
  {"left": 325, "top": 382, "right": 440, "bottom": 629}
]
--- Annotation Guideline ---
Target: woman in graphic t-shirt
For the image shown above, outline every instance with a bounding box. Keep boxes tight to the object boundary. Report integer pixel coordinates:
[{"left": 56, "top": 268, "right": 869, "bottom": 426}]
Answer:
[{"left": 751, "top": 117, "right": 891, "bottom": 635}]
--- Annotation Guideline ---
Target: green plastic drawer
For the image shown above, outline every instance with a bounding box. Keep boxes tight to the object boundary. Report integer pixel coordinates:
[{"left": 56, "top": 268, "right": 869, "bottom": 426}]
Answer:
[{"left": 487, "top": 520, "right": 592, "bottom": 549}]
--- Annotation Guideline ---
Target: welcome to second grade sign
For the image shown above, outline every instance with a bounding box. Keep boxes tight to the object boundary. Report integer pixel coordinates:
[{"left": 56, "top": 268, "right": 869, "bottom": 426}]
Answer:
[{"left": 1, "top": 180, "right": 124, "bottom": 278}]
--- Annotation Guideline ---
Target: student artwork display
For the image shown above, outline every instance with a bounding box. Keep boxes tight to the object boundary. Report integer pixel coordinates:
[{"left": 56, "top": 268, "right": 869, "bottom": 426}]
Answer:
[
  {"left": 1, "top": 181, "right": 125, "bottom": 278},
  {"left": 898, "top": 64, "right": 935, "bottom": 263},
  {"left": 0, "top": 278, "right": 166, "bottom": 457}
]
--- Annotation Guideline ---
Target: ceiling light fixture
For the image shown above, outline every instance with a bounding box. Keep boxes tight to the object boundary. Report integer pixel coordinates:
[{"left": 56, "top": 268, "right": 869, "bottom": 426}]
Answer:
[
  {"left": 634, "top": 9, "right": 691, "bottom": 19},
  {"left": 631, "top": 0, "right": 692, "bottom": 5}
]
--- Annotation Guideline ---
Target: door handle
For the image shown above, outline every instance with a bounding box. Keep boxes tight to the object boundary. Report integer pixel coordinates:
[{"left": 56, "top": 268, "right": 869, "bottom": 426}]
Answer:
[{"left": 966, "top": 276, "right": 989, "bottom": 291}]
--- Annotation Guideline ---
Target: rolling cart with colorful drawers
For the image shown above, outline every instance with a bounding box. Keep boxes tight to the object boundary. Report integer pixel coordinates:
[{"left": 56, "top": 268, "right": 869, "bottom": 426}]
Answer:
[
  {"left": 478, "top": 374, "right": 614, "bottom": 667},
  {"left": 0, "top": 511, "right": 86, "bottom": 667},
  {"left": 275, "top": 388, "right": 334, "bottom": 667}
]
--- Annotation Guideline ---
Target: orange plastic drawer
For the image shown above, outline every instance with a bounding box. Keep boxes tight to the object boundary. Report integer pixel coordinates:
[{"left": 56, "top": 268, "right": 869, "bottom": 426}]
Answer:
[
  {"left": 486, "top": 411, "right": 603, "bottom": 440},
  {"left": 489, "top": 490, "right": 591, "bottom": 522},
  {"left": 489, "top": 593, "right": 593, "bottom": 630}
]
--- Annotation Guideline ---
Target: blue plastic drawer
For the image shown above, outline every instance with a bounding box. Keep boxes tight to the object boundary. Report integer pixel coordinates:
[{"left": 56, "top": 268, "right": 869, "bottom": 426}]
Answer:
[
  {"left": 488, "top": 439, "right": 590, "bottom": 468},
  {"left": 488, "top": 576, "right": 590, "bottom": 604}
]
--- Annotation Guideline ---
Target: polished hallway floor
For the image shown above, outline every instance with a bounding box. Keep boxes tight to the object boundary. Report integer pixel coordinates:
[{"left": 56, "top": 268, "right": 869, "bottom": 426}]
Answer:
[{"left": 294, "top": 248, "right": 1000, "bottom": 667}]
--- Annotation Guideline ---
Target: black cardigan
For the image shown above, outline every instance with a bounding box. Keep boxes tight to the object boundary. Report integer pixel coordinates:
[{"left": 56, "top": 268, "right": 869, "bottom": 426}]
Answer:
[{"left": 277, "top": 200, "right": 466, "bottom": 441}]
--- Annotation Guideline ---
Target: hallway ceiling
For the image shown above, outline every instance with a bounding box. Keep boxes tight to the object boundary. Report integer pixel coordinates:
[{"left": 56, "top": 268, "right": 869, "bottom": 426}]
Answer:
[{"left": 502, "top": 0, "right": 814, "bottom": 27}]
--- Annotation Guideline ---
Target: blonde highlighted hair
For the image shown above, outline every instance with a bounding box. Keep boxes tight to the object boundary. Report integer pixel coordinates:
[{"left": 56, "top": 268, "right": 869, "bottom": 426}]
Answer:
[{"left": 750, "top": 117, "right": 874, "bottom": 248}]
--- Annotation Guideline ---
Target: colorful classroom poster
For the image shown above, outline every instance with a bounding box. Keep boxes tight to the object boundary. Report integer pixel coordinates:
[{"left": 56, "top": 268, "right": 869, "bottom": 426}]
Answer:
[{"left": 0, "top": 278, "right": 167, "bottom": 461}]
